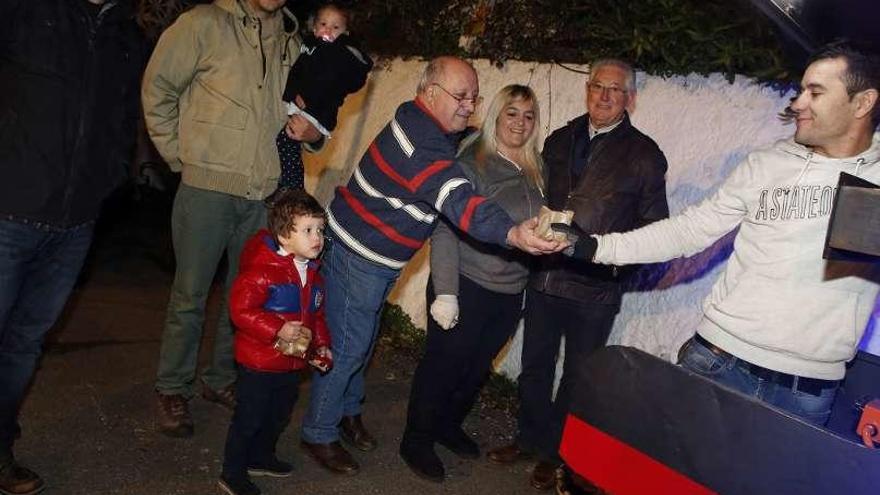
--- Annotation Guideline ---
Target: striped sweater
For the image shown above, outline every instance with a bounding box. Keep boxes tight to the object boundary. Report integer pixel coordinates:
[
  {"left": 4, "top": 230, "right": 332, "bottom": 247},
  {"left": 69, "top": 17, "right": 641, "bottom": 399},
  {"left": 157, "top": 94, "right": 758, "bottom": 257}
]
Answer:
[{"left": 327, "top": 99, "right": 515, "bottom": 269}]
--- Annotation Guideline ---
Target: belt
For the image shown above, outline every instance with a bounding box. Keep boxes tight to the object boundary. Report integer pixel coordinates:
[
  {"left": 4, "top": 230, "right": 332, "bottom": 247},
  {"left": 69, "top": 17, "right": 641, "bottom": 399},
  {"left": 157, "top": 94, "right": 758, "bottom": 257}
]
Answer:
[{"left": 693, "top": 334, "right": 839, "bottom": 397}]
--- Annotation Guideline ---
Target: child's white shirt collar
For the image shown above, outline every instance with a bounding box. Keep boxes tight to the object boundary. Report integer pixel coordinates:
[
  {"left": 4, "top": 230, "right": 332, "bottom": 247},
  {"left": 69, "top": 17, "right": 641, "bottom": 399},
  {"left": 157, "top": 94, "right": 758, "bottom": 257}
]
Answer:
[{"left": 277, "top": 247, "right": 310, "bottom": 287}]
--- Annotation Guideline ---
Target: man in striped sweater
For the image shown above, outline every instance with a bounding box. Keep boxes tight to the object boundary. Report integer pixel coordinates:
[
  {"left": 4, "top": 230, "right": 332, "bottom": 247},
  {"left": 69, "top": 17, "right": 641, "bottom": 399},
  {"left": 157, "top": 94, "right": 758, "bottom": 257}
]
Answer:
[{"left": 300, "top": 56, "right": 564, "bottom": 474}]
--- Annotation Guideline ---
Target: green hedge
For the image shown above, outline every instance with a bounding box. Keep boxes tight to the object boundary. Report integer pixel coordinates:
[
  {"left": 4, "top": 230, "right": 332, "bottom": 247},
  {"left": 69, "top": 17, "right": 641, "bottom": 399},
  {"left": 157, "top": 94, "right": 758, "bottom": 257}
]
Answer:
[
  {"left": 351, "top": 0, "right": 791, "bottom": 81},
  {"left": 138, "top": 0, "right": 792, "bottom": 81}
]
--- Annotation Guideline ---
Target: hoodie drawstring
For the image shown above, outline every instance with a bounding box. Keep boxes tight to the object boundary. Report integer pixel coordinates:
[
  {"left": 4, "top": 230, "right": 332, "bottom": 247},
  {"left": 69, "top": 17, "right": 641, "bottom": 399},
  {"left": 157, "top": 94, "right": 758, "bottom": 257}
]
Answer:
[
  {"left": 792, "top": 151, "right": 814, "bottom": 187},
  {"left": 855, "top": 157, "right": 866, "bottom": 177}
]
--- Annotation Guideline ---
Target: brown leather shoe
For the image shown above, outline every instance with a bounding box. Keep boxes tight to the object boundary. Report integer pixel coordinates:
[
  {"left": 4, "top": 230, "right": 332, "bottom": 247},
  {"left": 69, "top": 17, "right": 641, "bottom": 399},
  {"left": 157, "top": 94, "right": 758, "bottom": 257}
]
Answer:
[
  {"left": 202, "top": 383, "right": 236, "bottom": 412},
  {"left": 156, "top": 393, "right": 194, "bottom": 438},
  {"left": 487, "top": 443, "right": 534, "bottom": 465},
  {"left": 530, "top": 461, "right": 561, "bottom": 491},
  {"left": 300, "top": 440, "right": 359, "bottom": 475},
  {"left": 339, "top": 415, "right": 377, "bottom": 452},
  {"left": 557, "top": 466, "right": 603, "bottom": 494},
  {"left": 0, "top": 462, "right": 45, "bottom": 495}
]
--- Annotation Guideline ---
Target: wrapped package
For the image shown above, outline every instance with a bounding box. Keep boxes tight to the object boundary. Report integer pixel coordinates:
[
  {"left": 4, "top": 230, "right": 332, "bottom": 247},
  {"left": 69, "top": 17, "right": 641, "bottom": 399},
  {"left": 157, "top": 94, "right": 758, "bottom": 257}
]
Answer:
[{"left": 536, "top": 205, "right": 574, "bottom": 242}]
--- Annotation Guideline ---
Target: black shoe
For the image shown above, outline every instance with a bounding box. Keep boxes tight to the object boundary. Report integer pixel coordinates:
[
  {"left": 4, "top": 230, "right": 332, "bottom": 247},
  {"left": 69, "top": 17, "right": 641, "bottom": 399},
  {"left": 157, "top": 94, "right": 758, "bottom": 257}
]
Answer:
[
  {"left": 436, "top": 427, "right": 480, "bottom": 459},
  {"left": 399, "top": 441, "right": 444, "bottom": 483},
  {"left": 217, "top": 475, "right": 260, "bottom": 495},
  {"left": 0, "top": 462, "right": 45, "bottom": 495},
  {"left": 247, "top": 458, "right": 293, "bottom": 478}
]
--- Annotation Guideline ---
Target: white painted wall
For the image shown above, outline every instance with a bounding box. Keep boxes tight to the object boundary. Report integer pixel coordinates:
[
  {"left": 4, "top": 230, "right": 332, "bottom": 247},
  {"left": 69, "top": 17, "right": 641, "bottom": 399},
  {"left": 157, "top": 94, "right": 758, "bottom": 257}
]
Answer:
[{"left": 304, "top": 58, "right": 880, "bottom": 380}]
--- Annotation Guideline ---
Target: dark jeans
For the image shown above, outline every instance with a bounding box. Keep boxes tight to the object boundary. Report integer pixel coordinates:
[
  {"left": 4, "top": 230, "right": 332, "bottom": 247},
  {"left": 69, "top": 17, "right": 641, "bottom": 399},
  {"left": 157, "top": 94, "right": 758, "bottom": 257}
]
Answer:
[
  {"left": 0, "top": 218, "right": 95, "bottom": 462},
  {"left": 222, "top": 366, "right": 300, "bottom": 482},
  {"left": 678, "top": 336, "right": 839, "bottom": 426},
  {"left": 517, "top": 289, "right": 619, "bottom": 462},
  {"left": 403, "top": 276, "right": 523, "bottom": 446}
]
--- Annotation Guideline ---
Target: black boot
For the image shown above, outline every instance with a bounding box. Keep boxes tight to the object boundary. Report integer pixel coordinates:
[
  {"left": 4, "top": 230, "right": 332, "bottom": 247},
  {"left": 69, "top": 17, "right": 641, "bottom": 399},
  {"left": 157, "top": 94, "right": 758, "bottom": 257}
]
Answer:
[{"left": 399, "top": 437, "right": 444, "bottom": 483}]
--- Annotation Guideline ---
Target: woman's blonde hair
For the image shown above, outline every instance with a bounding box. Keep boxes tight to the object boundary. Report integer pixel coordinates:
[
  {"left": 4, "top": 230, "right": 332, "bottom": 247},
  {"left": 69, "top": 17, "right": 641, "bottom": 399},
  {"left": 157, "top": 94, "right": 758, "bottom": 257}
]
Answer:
[{"left": 463, "top": 84, "right": 544, "bottom": 190}]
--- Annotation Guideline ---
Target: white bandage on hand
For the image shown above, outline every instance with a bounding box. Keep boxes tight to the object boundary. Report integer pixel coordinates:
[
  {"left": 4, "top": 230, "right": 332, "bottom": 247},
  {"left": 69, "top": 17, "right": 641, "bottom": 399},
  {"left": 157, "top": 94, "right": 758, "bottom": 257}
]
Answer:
[{"left": 430, "top": 294, "right": 459, "bottom": 330}]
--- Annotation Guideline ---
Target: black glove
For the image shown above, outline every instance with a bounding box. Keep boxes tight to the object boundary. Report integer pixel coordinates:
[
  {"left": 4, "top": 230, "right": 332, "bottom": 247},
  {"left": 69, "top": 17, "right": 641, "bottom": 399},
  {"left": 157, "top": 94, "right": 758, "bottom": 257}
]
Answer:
[{"left": 551, "top": 223, "right": 597, "bottom": 260}]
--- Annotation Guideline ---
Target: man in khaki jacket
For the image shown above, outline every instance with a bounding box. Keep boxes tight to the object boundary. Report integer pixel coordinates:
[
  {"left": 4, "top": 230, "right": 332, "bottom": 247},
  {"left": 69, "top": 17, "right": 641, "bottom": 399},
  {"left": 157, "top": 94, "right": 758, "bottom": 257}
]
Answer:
[{"left": 142, "top": 0, "right": 322, "bottom": 438}]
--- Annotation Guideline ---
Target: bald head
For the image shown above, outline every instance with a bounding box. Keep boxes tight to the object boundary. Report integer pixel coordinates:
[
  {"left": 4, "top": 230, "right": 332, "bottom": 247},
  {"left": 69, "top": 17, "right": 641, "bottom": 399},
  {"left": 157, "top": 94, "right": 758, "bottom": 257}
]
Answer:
[{"left": 417, "top": 56, "right": 479, "bottom": 132}]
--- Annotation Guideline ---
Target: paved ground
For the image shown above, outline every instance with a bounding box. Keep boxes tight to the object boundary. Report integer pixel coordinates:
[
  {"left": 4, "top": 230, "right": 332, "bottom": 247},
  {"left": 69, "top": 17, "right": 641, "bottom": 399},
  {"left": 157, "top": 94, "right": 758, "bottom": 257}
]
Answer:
[{"left": 12, "top": 189, "right": 544, "bottom": 495}]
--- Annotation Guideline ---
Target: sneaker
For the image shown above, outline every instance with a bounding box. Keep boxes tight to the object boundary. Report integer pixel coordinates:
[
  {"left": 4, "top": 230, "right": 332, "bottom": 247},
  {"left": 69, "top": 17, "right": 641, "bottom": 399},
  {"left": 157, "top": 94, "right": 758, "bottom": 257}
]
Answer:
[
  {"left": 156, "top": 393, "right": 194, "bottom": 438},
  {"left": 202, "top": 383, "right": 236, "bottom": 412},
  {"left": 217, "top": 475, "right": 260, "bottom": 495},
  {"left": 0, "top": 462, "right": 45, "bottom": 495},
  {"left": 247, "top": 458, "right": 293, "bottom": 478}
]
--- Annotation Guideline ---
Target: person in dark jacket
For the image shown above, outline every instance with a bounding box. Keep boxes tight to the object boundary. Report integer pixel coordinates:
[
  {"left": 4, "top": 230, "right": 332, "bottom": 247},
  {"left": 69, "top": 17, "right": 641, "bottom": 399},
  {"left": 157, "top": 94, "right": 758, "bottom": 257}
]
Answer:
[
  {"left": 0, "top": 1, "right": 143, "bottom": 492},
  {"left": 221, "top": 189, "right": 332, "bottom": 495},
  {"left": 486, "top": 59, "right": 669, "bottom": 491},
  {"left": 270, "top": 3, "right": 373, "bottom": 196},
  {"left": 400, "top": 84, "right": 547, "bottom": 482}
]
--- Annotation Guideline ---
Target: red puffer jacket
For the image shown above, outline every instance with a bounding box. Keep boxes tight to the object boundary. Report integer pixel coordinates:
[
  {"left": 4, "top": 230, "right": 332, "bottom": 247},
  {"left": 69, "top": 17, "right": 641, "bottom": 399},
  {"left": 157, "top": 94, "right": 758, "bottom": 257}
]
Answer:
[{"left": 229, "top": 230, "right": 331, "bottom": 372}]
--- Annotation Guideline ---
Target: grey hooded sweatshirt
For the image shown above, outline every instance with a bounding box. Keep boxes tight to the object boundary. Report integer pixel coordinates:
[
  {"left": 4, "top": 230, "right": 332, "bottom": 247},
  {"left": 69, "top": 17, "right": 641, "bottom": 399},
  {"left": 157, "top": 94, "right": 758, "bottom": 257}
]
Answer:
[
  {"left": 594, "top": 134, "right": 880, "bottom": 380},
  {"left": 431, "top": 140, "right": 545, "bottom": 296}
]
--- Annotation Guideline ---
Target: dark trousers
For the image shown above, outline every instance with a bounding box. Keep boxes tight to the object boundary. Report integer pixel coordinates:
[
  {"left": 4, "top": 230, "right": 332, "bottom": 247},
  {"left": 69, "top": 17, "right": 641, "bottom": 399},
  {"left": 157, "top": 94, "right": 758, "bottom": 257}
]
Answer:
[
  {"left": 403, "top": 275, "right": 523, "bottom": 446},
  {"left": 0, "top": 219, "right": 94, "bottom": 464},
  {"left": 517, "top": 288, "right": 619, "bottom": 462},
  {"left": 222, "top": 366, "right": 300, "bottom": 481},
  {"left": 275, "top": 130, "right": 304, "bottom": 190}
]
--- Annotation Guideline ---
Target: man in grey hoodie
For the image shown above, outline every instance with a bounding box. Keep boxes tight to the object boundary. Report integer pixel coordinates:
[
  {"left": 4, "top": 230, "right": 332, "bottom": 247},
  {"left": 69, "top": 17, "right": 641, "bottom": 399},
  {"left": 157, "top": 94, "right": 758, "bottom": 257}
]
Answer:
[{"left": 568, "top": 40, "right": 880, "bottom": 425}]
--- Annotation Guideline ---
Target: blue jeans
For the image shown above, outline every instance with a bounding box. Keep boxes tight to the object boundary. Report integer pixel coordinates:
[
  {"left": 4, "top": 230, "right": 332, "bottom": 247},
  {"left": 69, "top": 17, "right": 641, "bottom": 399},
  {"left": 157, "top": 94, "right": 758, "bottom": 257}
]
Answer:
[
  {"left": 0, "top": 218, "right": 95, "bottom": 460},
  {"left": 222, "top": 366, "right": 299, "bottom": 482},
  {"left": 156, "top": 184, "right": 266, "bottom": 397},
  {"left": 301, "top": 240, "right": 399, "bottom": 443},
  {"left": 678, "top": 336, "right": 838, "bottom": 426}
]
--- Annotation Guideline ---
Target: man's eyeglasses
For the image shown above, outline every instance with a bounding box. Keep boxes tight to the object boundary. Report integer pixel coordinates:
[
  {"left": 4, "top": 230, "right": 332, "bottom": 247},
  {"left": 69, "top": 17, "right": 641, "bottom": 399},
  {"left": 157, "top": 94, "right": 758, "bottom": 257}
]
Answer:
[
  {"left": 432, "top": 83, "right": 483, "bottom": 106},
  {"left": 588, "top": 82, "right": 628, "bottom": 98}
]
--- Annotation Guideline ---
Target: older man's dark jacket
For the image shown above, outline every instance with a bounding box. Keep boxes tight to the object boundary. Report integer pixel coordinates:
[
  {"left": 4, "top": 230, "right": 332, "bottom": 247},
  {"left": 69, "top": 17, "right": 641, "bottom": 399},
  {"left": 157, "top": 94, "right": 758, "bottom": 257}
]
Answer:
[
  {"left": 531, "top": 113, "right": 669, "bottom": 305},
  {"left": 0, "top": 0, "right": 144, "bottom": 227}
]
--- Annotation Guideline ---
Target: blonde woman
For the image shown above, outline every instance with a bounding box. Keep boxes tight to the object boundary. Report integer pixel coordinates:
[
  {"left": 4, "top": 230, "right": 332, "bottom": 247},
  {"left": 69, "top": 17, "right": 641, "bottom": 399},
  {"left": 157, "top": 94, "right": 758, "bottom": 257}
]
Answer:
[{"left": 400, "top": 85, "right": 545, "bottom": 482}]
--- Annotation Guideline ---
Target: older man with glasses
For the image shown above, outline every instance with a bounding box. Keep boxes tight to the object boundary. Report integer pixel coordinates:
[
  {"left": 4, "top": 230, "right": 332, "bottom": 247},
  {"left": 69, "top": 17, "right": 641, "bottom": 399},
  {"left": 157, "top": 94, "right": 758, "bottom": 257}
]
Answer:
[
  {"left": 299, "top": 55, "right": 565, "bottom": 476},
  {"left": 487, "top": 59, "right": 670, "bottom": 490}
]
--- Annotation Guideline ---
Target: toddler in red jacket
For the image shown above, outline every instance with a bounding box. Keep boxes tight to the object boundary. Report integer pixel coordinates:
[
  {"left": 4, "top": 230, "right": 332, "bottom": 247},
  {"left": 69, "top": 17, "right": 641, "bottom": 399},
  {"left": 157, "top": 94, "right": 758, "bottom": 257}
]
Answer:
[{"left": 220, "top": 189, "right": 332, "bottom": 495}]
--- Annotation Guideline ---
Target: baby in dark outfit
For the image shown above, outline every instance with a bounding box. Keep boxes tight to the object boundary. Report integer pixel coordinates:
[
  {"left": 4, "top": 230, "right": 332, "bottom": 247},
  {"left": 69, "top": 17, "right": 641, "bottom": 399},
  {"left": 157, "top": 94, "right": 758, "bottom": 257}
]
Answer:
[{"left": 269, "top": 3, "right": 373, "bottom": 201}]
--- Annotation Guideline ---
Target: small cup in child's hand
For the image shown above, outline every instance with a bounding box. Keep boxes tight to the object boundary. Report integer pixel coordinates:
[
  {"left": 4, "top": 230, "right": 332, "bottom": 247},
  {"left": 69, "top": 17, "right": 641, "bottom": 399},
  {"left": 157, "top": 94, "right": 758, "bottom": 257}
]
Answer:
[
  {"left": 308, "top": 346, "right": 333, "bottom": 373},
  {"left": 274, "top": 323, "right": 312, "bottom": 358}
]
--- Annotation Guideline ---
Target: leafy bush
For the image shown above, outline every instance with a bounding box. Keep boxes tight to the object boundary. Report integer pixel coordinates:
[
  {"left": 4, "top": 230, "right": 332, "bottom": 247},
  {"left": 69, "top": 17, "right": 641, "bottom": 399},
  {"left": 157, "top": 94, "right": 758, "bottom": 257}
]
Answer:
[
  {"left": 138, "top": 0, "right": 790, "bottom": 80},
  {"left": 377, "top": 302, "right": 426, "bottom": 359},
  {"left": 351, "top": 0, "right": 791, "bottom": 81}
]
